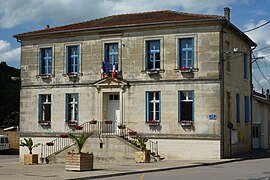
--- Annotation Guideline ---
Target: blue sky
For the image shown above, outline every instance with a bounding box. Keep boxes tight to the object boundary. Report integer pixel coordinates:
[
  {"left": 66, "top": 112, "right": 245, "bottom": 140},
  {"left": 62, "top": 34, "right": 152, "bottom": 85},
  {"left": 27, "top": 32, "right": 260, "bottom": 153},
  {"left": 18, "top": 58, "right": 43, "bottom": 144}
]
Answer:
[{"left": 0, "top": 0, "right": 270, "bottom": 90}]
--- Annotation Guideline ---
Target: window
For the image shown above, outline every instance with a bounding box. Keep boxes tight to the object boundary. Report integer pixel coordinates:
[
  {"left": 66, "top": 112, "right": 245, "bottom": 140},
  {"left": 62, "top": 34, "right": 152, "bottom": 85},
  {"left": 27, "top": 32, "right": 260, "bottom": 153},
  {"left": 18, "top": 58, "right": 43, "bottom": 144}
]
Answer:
[
  {"left": 179, "top": 38, "right": 194, "bottom": 68},
  {"left": 236, "top": 94, "right": 240, "bottom": 123},
  {"left": 104, "top": 43, "right": 118, "bottom": 73},
  {"left": 39, "top": 48, "right": 52, "bottom": 75},
  {"left": 66, "top": 46, "right": 79, "bottom": 74},
  {"left": 146, "top": 92, "right": 160, "bottom": 122},
  {"left": 66, "top": 94, "right": 79, "bottom": 122},
  {"left": 179, "top": 91, "right": 194, "bottom": 122},
  {"left": 146, "top": 40, "right": 160, "bottom": 70},
  {"left": 109, "top": 94, "right": 119, "bottom": 101},
  {"left": 38, "top": 94, "right": 51, "bottom": 122},
  {"left": 244, "top": 53, "right": 247, "bottom": 79},
  {"left": 245, "top": 96, "right": 250, "bottom": 123}
]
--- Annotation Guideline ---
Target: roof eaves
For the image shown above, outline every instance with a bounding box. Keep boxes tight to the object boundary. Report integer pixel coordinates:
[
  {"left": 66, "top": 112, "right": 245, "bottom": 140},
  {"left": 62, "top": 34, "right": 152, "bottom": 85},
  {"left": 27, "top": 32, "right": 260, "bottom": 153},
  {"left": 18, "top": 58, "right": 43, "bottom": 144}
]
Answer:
[{"left": 14, "top": 18, "right": 224, "bottom": 39}]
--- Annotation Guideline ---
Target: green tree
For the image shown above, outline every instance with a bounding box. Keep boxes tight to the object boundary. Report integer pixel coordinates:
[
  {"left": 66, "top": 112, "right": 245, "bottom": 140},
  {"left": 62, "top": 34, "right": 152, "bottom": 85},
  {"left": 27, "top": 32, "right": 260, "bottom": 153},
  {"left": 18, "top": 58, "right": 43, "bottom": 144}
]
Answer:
[
  {"left": 68, "top": 132, "right": 94, "bottom": 154},
  {"left": 20, "top": 138, "right": 41, "bottom": 154}
]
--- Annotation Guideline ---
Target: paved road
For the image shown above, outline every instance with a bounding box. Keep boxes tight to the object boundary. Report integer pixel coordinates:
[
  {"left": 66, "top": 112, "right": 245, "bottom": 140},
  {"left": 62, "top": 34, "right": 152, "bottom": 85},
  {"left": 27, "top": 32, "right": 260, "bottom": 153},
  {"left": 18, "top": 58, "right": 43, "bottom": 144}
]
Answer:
[
  {"left": 100, "top": 157, "right": 270, "bottom": 180},
  {"left": 0, "top": 155, "right": 19, "bottom": 163}
]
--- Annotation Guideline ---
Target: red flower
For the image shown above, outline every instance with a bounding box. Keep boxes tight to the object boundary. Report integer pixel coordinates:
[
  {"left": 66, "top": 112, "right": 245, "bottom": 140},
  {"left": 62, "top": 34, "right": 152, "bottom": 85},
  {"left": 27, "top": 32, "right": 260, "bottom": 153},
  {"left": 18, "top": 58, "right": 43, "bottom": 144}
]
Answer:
[
  {"left": 117, "top": 124, "right": 126, "bottom": 129},
  {"left": 59, "top": 134, "right": 68, "bottom": 138},
  {"left": 46, "top": 142, "right": 54, "bottom": 146},
  {"left": 74, "top": 125, "right": 83, "bottom": 130},
  {"left": 128, "top": 131, "right": 137, "bottom": 136},
  {"left": 104, "top": 120, "right": 113, "bottom": 124},
  {"left": 89, "top": 120, "right": 97, "bottom": 124},
  {"left": 147, "top": 120, "right": 159, "bottom": 124}
]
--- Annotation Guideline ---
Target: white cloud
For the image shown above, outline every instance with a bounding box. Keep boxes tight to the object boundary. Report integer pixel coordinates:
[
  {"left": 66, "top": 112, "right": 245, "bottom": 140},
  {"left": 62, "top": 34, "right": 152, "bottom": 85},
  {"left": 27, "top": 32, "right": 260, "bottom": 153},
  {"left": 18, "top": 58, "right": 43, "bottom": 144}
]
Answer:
[
  {"left": 0, "top": 0, "right": 246, "bottom": 29},
  {"left": 0, "top": 40, "right": 20, "bottom": 65}
]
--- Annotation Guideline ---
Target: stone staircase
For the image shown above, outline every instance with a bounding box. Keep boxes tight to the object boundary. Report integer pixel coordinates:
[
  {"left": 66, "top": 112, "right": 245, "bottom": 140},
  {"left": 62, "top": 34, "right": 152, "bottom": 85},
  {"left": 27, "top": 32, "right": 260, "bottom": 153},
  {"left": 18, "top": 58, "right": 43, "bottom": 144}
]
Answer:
[{"left": 41, "top": 120, "right": 160, "bottom": 163}]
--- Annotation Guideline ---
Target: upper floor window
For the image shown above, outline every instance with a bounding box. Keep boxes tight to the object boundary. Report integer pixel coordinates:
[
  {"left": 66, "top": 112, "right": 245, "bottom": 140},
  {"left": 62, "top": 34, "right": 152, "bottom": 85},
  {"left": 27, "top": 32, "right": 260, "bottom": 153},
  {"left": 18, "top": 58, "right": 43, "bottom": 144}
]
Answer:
[
  {"left": 179, "top": 91, "right": 194, "bottom": 123},
  {"left": 104, "top": 43, "right": 118, "bottom": 74},
  {"left": 179, "top": 38, "right": 194, "bottom": 69},
  {"left": 66, "top": 93, "right": 79, "bottom": 122},
  {"left": 236, "top": 94, "right": 240, "bottom": 123},
  {"left": 244, "top": 53, "right": 247, "bottom": 79},
  {"left": 146, "top": 91, "right": 160, "bottom": 122},
  {"left": 38, "top": 94, "right": 51, "bottom": 122},
  {"left": 39, "top": 48, "right": 52, "bottom": 75},
  {"left": 146, "top": 40, "right": 160, "bottom": 70},
  {"left": 66, "top": 46, "right": 79, "bottom": 74},
  {"left": 245, "top": 96, "right": 250, "bottom": 123}
]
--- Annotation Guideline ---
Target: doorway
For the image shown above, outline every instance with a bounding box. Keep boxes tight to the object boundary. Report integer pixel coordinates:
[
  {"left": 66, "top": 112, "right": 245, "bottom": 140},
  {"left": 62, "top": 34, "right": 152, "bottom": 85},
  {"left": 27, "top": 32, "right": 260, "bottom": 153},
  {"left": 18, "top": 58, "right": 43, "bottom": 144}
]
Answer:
[
  {"left": 252, "top": 125, "right": 261, "bottom": 149},
  {"left": 106, "top": 94, "right": 120, "bottom": 133}
]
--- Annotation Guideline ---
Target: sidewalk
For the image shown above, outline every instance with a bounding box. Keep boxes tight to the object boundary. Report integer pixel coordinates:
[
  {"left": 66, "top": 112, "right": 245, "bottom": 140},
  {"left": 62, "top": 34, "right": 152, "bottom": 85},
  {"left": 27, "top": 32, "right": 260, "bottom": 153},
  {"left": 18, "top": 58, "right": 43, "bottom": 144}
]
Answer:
[{"left": 1, "top": 150, "right": 269, "bottom": 180}]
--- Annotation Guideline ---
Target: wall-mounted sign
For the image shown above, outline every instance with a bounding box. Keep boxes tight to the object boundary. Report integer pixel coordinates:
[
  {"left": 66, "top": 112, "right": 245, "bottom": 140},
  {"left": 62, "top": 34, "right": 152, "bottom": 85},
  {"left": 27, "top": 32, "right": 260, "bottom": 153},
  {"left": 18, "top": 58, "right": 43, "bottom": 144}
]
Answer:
[{"left": 208, "top": 114, "right": 217, "bottom": 120}]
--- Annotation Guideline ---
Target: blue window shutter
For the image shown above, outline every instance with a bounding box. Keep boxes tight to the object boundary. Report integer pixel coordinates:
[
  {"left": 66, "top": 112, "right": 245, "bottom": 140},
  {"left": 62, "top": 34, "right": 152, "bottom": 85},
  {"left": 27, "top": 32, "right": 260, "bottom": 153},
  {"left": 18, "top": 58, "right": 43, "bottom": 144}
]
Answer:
[
  {"left": 146, "top": 92, "right": 149, "bottom": 122},
  {"left": 192, "top": 38, "right": 194, "bottom": 68},
  {"left": 158, "top": 91, "right": 161, "bottom": 122},
  {"left": 178, "top": 40, "right": 181, "bottom": 69},
  {"left": 145, "top": 42, "right": 149, "bottom": 70},
  {"left": 178, "top": 91, "right": 181, "bottom": 122},
  {"left": 38, "top": 95, "right": 42, "bottom": 121},
  {"left": 39, "top": 49, "right": 43, "bottom": 74},
  {"left": 66, "top": 47, "right": 69, "bottom": 74},
  {"left": 77, "top": 46, "right": 80, "bottom": 73},
  {"left": 192, "top": 91, "right": 194, "bottom": 121},
  {"left": 65, "top": 94, "right": 69, "bottom": 122},
  {"left": 236, "top": 94, "right": 240, "bottom": 123},
  {"left": 245, "top": 96, "right": 249, "bottom": 123}
]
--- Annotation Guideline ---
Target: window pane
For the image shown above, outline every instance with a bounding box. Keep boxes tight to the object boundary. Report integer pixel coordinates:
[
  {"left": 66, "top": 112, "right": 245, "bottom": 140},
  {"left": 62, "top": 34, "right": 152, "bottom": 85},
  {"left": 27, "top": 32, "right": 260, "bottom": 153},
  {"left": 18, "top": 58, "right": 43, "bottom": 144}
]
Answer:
[
  {"left": 181, "top": 102, "right": 192, "bottom": 120},
  {"left": 155, "top": 112, "right": 160, "bottom": 120},
  {"left": 180, "top": 92, "right": 186, "bottom": 100},
  {"left": 5, "top": 137, "right": 8, "bottom": 143},
  {"left": 0, "top": 138, "right": 4, "bottom": 144}
]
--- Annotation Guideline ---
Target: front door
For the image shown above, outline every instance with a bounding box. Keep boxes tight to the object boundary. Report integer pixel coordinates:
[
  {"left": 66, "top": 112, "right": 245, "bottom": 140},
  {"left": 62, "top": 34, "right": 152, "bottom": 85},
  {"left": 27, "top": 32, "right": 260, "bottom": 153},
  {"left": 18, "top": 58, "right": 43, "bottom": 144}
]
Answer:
[
  {"left": 252, "top": 125, "right": 261, "bottom": 149},
  {"left": 107, "top": 94, "right": 120, "bottom": 133}
]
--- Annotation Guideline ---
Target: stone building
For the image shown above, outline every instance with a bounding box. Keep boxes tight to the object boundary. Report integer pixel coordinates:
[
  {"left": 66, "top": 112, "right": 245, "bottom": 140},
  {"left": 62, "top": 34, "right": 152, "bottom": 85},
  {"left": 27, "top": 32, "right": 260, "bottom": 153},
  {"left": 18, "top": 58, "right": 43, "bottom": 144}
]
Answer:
[{"left": 14, "top": 8, "right": 256, "bottom": 161}]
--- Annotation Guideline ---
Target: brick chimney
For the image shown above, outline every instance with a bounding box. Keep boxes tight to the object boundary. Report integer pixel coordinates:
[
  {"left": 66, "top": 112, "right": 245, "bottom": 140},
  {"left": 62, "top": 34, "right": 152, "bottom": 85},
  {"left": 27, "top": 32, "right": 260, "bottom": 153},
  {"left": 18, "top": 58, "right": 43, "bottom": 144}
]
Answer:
[{"left": 224, "top": 7, "right": 230, "bottom": 21}]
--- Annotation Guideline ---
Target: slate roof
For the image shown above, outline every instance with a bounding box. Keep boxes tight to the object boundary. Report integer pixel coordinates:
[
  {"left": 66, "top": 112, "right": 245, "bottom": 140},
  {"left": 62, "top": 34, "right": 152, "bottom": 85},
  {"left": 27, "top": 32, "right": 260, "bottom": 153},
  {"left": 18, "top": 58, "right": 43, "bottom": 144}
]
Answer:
[{"left": 14, "top": 10, "right": 224, "bottom": 37}]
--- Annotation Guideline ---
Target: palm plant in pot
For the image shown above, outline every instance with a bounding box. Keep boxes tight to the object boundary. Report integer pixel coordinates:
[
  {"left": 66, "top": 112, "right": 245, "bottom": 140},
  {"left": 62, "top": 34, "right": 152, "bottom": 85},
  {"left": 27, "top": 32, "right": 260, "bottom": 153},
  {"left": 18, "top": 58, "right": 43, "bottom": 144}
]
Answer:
[
  {"left": 65, "top": 132, "right": 94, "bottom": 171},
  {"left": 135, "top": 136, "right": 150, "bottom": 163},
  {"left": 20, "top": 138, "right": 41, "bottom": 165}
]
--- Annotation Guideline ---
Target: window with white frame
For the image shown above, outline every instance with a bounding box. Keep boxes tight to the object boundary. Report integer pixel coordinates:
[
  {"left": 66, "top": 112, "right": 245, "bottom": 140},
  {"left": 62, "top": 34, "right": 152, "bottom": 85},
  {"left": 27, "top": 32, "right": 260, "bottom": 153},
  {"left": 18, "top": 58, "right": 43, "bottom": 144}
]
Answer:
[
  {"left": 66, "top": 94, "right": 79, "bottom": 122},
  {"left": 146, "top": 40, "right": 160, "bottom": 70},
  {"left": 66, "top": 46, "right": 79, "bottom": 74},
  {"left": 178, "top": 38, "right": 194, "bottom": 69},
  {"left": 179, "top": 91, "right": 194, "bottom": 122},
  {"left": 39, "top": 48, "right": 52, "bottom": 75},
  {"left": 146, "top": 91, "right": 160, "bottom": 122},
  {"left": 104, "top": 43, "right": 118, "bottom": 73},
  {"left": 39, "top": 94, "right": 51, "bottom": 122}
]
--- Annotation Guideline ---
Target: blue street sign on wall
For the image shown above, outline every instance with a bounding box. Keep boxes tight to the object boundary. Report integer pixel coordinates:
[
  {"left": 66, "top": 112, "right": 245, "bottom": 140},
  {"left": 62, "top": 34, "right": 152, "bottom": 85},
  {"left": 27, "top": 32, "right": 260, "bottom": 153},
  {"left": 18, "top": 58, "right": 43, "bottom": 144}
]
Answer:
[{"left": 208, "top": 114, "right": 217, "bottom": 120}]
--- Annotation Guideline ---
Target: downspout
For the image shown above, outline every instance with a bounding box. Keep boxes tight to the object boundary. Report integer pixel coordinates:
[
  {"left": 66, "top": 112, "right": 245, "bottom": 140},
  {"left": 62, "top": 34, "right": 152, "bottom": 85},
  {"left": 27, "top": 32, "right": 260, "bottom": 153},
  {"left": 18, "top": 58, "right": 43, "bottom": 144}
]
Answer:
[{"left": 220, "top": 25, "right": 225, "bottom": 158}]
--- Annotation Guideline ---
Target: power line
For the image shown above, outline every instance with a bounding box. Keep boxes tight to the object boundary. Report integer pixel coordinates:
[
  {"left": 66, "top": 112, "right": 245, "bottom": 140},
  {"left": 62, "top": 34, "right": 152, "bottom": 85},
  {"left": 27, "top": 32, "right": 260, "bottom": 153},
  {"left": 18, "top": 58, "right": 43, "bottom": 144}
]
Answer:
[
  {"left": 253, "top": 44, "right": 270, "bottom": 52},
  {"left": 252, "top": 74, "right": 264, "bottom": 89},
  {"left": 244, "top": 20, "right": 270, "bottom": 33}
]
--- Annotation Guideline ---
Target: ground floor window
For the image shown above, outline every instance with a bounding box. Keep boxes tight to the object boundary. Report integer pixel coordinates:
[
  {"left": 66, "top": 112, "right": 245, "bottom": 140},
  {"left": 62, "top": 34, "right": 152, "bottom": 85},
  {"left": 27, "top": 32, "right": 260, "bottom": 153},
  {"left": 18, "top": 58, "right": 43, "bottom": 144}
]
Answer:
[
  {"left": 178, "top": 91, "right": 194, "bottom": 123},
  {"left": 38, "top": 94, "right": 51, "bottom": 122},
  {"left": 146, "top": 91, "right": 160, "bottom": 122},
  {"left": 66, "top": 93, "right": 79, "bottom": 122}
]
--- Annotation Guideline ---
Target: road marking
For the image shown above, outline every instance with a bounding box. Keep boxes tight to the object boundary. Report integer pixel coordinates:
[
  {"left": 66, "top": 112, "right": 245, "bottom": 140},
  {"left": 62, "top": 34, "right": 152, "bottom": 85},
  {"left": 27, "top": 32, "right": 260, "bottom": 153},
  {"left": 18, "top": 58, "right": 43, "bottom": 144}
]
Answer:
[{"left": 139, "top": 173, "right": 145, "bottom": 180}]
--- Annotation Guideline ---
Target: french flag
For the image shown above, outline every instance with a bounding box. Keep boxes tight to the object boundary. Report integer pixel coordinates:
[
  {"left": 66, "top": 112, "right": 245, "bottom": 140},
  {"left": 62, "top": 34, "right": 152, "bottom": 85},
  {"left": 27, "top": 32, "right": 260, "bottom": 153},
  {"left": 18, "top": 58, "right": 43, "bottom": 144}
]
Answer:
[
  {"left": 101, "top": 61, "right": 107, "bottom": 78},
  {"left": 112, "top": 64, "right": 117, "bottom": 78}
]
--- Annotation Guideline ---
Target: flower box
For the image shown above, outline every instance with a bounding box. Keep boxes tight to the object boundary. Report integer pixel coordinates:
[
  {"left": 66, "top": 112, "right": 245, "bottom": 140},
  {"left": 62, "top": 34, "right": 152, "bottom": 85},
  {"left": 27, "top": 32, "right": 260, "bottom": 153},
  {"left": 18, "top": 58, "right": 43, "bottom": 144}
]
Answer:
[
  {"left": 104, "top": 120, "right": 113, "bottom": 124},
  {"left": 74, "top": 125, "right": 83, "bottom": 130},
  {"left": 146, "top": 120, "right": 160, "bottom": 125},
  {"left": 67, "top": 73, "right": 78, "bottom": 78},
  {"left": 178, "top": 67, "right": 193, "bottom": 73},
  {"left": 38, "top": 120, "right": 51, "bottom": 126},
  {"left": 89, "top": 120, "right": 97, "bottom": 124},
  {"left": 129, "top": 131, "right": 137, "bottom": 136},
  {"left": 146, "top": 69, "right": 159, "bottom": 75},
  {"left": 46, "top": 142, "right": 54, "bottom": 146},
  {"left": 117, "top": 124, "right": 126, "bottom": 129},
  {"left": 37, "top": 74, "right": 51, "bottom": 79},
  {"left": 59, "top": 134, "right": 69, "bottom": 138},
  {"left": 180, "top": 120, "right": 193, "bottom": 126},
  {"left": 66, "top": 120, "right": 78, "bottom": 126}
]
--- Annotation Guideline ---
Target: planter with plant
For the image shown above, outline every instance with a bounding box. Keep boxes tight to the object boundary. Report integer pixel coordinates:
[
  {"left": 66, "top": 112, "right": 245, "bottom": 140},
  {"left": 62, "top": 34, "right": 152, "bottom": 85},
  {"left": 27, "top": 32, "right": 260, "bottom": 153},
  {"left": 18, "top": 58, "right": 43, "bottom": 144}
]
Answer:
[
  {"left": 20, "top": 138, "right": 41, "bottom": 165},
  {"left": 65, "top": 132, "right": 94, "bottom": 171},
  {"left": 135, "top": 136, "right": 150, "bottom": 163}
]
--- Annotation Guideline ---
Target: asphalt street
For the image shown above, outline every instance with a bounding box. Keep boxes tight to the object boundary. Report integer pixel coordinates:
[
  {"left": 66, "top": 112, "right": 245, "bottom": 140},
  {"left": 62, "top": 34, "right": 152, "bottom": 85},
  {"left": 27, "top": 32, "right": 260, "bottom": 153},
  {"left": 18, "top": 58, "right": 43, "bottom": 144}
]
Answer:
[
  {"left": 99, "top": 157, "right": 270, "bottom": 180},
  {"left": 0, "top": 154, "right": 19, "bottom": 163}
]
